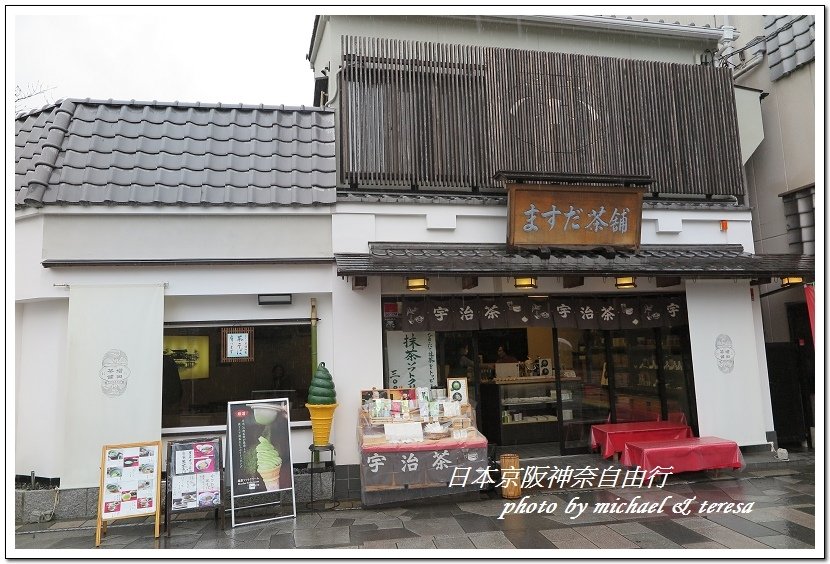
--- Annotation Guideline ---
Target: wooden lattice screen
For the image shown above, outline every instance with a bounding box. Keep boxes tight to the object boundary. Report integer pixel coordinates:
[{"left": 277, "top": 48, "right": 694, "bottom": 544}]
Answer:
[{"left": 339, "top": 35, "right": 744, "bottom": 197}]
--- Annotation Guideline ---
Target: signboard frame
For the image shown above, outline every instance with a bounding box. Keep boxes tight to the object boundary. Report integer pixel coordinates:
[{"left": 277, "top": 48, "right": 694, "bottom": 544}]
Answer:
[
  {"left": 95, "top": 440, "right": 162, "bottom": 547},
  {"left": 220, "top": 326, "right": 255, "bottom": 363},
  {"left": 507, "top": 184, "right": 645, "bottom": 250},
  {"left": 226, "top": 397, "right": 296, "bottom": 527},
  {"left": 164, "top": 437, "right": 225, "bottom": 536}
]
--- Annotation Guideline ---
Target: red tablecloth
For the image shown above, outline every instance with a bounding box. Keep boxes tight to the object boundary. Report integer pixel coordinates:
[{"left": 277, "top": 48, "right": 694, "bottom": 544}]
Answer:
[
  {"left": 620, "top": 436, "right": 744, "bottom": 473},
  {"left": 590, "top": 421, "right": 692, "bottom": 459}
]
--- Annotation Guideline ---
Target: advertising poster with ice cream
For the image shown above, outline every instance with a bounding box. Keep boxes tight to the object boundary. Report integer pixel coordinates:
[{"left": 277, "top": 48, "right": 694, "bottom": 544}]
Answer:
[
  {"left": 227, "top": 398, "right": 293, "bottom": 498},
  {"left": 99, "top": 443, "right": 160, "bottom": 519},
  {"left": 167, "top": 439, "right": 222, "bottom": 512}
]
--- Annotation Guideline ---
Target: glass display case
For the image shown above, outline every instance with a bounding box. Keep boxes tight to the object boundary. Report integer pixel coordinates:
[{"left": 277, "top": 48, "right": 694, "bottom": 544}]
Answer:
[
  {"left": 480, "top": 378, "right": 557, "bottom": 445},
  {"left": 609, "top": 330, "right": 662, "bottom": 423},
  {"left": 559, "top": 330, "right": 610, "bottom": 452}
]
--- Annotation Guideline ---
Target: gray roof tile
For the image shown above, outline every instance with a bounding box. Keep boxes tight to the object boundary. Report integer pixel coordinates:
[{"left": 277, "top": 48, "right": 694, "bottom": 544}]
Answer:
[
  {"left": 335, "top": 243, "right": 815, "bottom": 278},
  {"left": 15, "top": 98, "right": 336, "bottom": 208}
]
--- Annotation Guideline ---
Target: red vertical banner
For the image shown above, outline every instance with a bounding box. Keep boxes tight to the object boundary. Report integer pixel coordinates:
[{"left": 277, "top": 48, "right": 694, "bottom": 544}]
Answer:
[{"left": 804, "top": 284, "right": 815, "bottom": 343}]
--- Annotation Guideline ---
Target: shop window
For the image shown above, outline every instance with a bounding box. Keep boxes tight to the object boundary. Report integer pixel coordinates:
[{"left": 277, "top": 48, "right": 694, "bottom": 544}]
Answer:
[{"left": 162, "top": 324, "right": 312, "bottom": 429}]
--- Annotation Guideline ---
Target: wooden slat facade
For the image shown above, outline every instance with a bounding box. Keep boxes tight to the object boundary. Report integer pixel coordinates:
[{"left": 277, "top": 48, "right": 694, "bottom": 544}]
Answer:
[{"left": 339, "top": 36, "right": 745, "bottom": 197}]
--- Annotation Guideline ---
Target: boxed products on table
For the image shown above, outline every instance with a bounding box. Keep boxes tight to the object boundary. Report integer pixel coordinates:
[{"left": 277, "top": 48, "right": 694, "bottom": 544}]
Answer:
[{"left": 357, "top": 386, "right": 490, "bottom": 506}]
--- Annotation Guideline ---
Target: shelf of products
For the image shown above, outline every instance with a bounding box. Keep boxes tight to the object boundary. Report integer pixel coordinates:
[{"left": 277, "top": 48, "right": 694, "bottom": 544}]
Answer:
[
  {"left": 481, "top": 379, "right": 558, "bottom": 445},
  {"left": 357, "top": 389, "right": 489, "bottom": 507}
]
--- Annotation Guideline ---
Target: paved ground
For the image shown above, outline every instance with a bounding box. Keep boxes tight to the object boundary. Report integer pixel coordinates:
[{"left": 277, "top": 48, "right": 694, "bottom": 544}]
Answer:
[{"left": 13, "top": 454, "right": 818, "bottom": 554}]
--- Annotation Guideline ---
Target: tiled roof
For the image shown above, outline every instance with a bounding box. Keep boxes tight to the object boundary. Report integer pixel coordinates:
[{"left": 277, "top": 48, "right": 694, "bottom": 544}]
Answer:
[
  {"left": 335, "top": 243, "right": 815, "bottom": 278},
  {"left": 336, "top": 192, "right": 747, "bottom": 210},
  {"left": 15, "top": 98, "right": 336, "bottom": 208},
  {"left": 764, "top": 15, "right": 815, "bottom": 81}
]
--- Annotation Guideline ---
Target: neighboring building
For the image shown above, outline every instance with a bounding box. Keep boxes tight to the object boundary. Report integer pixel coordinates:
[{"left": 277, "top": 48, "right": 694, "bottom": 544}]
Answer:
[{"left": 15, "top": 99, "right": 338, "bottom": 489}]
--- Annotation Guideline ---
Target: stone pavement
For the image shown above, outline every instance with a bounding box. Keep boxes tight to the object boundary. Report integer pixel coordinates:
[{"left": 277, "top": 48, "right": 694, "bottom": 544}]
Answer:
[{"left": 12, "top": 454, "right": 818, "bottom": 554}]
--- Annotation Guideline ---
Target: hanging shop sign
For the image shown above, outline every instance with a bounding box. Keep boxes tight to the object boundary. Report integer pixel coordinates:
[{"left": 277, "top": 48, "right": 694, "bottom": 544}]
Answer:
[
  {"left": 164, "top": 438, "right": 225, "bottom": 535},
  {"left": 96, "top": 441, "right": 162, "bottom": 546},
  {"left": 227, "top": 398, "right": 296, "bottom": 527},
  {"left": 507, "top": 184, "right": 644, "bottom": 249},
  {"left": 386, "top": 331, "right": 438, "bottom": 388},
  {"left": 401, "top": 295, "right": 686, "bottom": 332}
]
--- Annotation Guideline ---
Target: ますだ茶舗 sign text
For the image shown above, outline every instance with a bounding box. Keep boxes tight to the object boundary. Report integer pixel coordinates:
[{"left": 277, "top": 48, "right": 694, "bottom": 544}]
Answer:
[{"left": 507, "top": 184, "right": 644, "bottom": 250}]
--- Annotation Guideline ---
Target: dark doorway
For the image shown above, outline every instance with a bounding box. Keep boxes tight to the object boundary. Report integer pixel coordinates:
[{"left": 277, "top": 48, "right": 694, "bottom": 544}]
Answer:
[
  {"left": 765, "top": 342, "right": 808, "bottom": 446},
  {"left": 787, "top": 302, "right": 815, "bottom": 444}
]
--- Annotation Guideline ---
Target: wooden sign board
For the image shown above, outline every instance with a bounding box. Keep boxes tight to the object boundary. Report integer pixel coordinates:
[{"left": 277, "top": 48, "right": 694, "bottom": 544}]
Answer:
[
  {"left": 96, "top": 441, "right": 162, "bottom": 546},
  {"left": 507, "top": 184, "right": 644, "bottom": 250}
]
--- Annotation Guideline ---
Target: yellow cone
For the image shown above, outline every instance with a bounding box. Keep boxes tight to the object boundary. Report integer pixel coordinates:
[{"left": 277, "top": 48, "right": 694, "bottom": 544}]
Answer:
[{"left": 306, "top": 403, "right": 338, "bottom": 446}]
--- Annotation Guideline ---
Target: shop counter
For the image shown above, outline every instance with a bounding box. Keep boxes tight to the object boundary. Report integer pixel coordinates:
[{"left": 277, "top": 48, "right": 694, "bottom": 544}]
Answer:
[
  {"left": 621, "top": 436, "right": 744, "bottom": 474},
  {"left": 590, "top": 421, "right": 692, "bottom": 459}
]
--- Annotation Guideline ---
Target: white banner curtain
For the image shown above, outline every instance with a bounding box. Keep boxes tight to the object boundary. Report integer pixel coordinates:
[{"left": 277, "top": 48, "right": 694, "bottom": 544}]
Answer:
[{"left": 62, "top": 284, "right": 164, "bottom": 488}]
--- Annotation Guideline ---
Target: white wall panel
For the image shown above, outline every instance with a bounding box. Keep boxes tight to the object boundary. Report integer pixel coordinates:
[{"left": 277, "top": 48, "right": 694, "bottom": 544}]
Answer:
[
  {"left": 328, "top": 272, "right": 384, "bottom": 465},
  {"left": 686, "top": 280, "right": 769, "bottom": 446},
  {"left": 15, "top": 300, "right": 69, "bottom": 478}
]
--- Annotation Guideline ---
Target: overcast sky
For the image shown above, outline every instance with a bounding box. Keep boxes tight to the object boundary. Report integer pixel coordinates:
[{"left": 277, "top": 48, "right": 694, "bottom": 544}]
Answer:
[
  {"left": 13, "top": 7, "right": 320, "bottom": 111},
  {"left": 11, "top": 6, "right": 749, "bottom": 114}
]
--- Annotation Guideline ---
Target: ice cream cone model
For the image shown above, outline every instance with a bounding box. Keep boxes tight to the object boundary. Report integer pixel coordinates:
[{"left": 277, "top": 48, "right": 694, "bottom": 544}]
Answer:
[
  {"left": 256, "top": 436, "right": 282, "bottom": 491},
  {"left": 306, "top": 362, "right": 338, "bottom": 447},
  {"left": 259, "top": 466, "right": 282, "bottom": 491},
  {"left": 306, "top": 403, "right": 338, "bottom": 446}
]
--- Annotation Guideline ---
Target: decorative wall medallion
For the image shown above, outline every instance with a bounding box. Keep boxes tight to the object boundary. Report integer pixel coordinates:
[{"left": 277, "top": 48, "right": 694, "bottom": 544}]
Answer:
[
  {"left": 714, "top": 334, "right": 735, "bottom": 373},
  {"left": 100, "top": 349, "right": 130, "bottom": 396}
]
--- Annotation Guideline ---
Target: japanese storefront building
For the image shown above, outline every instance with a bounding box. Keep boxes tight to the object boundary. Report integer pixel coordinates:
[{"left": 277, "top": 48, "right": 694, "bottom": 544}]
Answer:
[
  {"left": 13, "top": 15, "right": 817, "bottom": 503},
  {"left": 310, "top": 16, "right": 815, "bottom": 458}
]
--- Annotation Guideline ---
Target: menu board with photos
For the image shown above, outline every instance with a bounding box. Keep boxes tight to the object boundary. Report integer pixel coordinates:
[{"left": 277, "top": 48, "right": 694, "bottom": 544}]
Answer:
[
  {"left": 167, "top": 439, "right": 223, "bottom": 512},
  {"left": 100, "top": 443, "right": 160, "bottom": 518}
]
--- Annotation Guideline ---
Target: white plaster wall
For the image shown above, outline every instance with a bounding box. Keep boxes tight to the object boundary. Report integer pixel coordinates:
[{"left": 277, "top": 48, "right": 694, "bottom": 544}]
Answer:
[
  {"left": 15, "top": 211, "right": 338, "bottom": 474},
  {"left": 16, "top": 299, "right": 69, "bottom": 478},
  {"left": 42, "top": 213, "right": 332, "bottom": 261},
  {"left": 335, "top": 202, "right": 756, "bottom": 250},
  {"left": 734, "top": 87, "right": 765, "bottom": 165},
  {"left": 329, "top": 270, "right": 384, "bottom": 465},
  {"left": 685, "top": 280, "right": 769, "bottom": 446},
  {"left": 17, "top": 262, "right": 334, "bottom": 302}
]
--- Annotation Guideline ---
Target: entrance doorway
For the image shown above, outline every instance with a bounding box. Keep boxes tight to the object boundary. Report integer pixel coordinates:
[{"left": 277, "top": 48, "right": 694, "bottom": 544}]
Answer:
[
  {"left": 434, "top": 326, "right": 696, "bottom": 456},
  {"left": 555, "top": 327, "right": 697, "bottom": 454}
]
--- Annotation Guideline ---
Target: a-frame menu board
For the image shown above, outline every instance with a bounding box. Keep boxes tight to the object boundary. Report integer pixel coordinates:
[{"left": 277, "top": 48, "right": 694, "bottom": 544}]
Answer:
[{"left": 95, "top": 441, "right": 162, "bottom": 547}]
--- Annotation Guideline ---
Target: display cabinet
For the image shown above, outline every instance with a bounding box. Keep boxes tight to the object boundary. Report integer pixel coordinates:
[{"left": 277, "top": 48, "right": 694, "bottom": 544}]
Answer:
[
  {"left": 357, "top": 403, "right": 488, "bottom": 506},
  {"left": 480, "top": 378, "right": 558, "bottom": 445}
]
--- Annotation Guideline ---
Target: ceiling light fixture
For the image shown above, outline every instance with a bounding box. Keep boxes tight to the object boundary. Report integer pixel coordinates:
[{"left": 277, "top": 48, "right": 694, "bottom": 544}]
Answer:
[
  {"left": 406, "top": 277, "right": 429, "bottom": 291},
  {"left": 615, "top": 276, "right": 637, "bottom": 289},
  {"left": 514, "top": 276, "right": 537, "bottom": 289},
  {"left": 781, "top": 276, "right": 804, "bottom": 288}
]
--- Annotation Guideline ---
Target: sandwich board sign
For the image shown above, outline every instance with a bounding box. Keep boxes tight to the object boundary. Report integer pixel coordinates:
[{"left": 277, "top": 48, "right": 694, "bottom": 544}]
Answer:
[
  {"left": 164, "top": 437, "right": 225, "bottom": 535},
  {"left": 96, "top": 441, "right": 162, "bottom": 546},
  {"left": 226, "top": 398, "right": 296, "bottom": 527}
]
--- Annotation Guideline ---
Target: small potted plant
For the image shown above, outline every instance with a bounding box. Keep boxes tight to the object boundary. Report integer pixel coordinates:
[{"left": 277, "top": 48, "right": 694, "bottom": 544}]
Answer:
[{"left": 305, "top": 362, "right": 337, "bottom": 446}]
